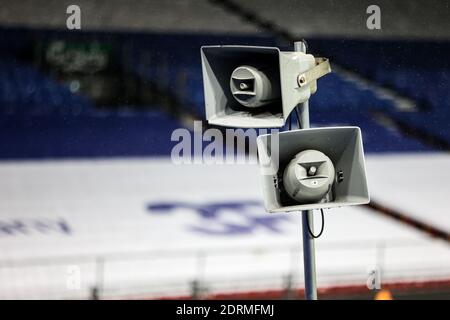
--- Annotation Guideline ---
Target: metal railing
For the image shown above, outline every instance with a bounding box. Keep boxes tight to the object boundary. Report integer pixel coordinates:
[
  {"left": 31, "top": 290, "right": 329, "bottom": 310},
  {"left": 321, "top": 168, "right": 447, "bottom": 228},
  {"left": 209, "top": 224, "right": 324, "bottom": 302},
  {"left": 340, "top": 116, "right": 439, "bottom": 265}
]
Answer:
[{"left": 0, "top": 238, "right": 449, "bottom": 299}]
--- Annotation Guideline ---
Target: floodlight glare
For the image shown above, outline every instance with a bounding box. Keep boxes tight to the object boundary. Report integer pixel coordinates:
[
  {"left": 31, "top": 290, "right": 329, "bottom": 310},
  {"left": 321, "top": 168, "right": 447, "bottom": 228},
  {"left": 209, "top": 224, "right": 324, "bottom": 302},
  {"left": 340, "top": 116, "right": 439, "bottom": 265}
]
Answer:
[
  {"left": 230, "top": 65, "right": 280, "bottom": 108},
  {"left": 283, "top": 150, "right": 335, "bottom": 203}
]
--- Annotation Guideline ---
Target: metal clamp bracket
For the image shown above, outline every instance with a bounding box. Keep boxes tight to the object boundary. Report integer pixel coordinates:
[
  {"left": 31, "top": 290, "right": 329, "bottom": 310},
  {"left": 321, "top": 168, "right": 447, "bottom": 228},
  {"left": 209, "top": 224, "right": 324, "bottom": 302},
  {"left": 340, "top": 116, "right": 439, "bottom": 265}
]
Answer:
[{"left": 297, "top": 58, "right": 331, "bottom": 87}]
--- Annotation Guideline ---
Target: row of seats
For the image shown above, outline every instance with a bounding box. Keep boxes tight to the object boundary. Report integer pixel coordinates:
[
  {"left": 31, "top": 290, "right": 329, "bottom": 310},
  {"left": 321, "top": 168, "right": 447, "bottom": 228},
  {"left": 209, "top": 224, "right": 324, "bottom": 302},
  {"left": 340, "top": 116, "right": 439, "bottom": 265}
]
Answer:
[
  {"left": 308, "top": 38, "right": 450, "bottom": 145},
  {"left": 0, "top": 29, "right": 190, "bottom": 159},
  {"left": 117, "top": 33, "right": 278, "bottom": 117},
  {"left": 117, "top": 33, "right": 434, "bottom": 154},
  {"left": 310, "top": 72, "right": 392, "bottom": 112},
  {"left": 0, "top": 54, "right": 92, "bottom": 115},
  {"left": 310, "top": 110, "right": 432, "bottom": 153},
  {"left": 0, "top": 112, "right": 181, "bottom": 159},
  {"left": 0, "top": 27, "right": 442, "bottom": 158}
]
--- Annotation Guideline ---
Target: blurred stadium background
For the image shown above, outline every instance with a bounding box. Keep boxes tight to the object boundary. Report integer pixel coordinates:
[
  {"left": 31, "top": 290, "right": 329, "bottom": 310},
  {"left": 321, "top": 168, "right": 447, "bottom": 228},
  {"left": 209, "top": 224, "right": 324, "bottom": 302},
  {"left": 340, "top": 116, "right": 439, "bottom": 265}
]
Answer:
[{"left": 0, "top": 0, "right": 449, "bottom": 300}]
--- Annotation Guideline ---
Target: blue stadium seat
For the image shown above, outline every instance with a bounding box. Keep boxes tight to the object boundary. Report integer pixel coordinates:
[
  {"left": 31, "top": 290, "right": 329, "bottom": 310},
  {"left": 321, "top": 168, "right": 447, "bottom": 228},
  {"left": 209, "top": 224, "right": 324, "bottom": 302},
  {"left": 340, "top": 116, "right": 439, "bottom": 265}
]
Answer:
[
  {"left": 0, "top": 111, "right": 183, "bottom": 159},
  {"left": 0, "top": 54, "right": 93, "bottom": 115},
  {"left": 309, "top": 38, "right": 450, "bottom": 145},
  {"left": 0, "top": 28, "right": 442, "bottom": 157},
  {"left": 310, "top": 110, "right": 433, "bottom": 153}
]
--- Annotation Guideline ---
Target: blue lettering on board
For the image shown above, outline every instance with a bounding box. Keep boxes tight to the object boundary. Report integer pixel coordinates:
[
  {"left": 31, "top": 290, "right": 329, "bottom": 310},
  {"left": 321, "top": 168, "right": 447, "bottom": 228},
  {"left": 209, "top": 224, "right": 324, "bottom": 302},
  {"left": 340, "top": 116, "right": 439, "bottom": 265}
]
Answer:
[
  {"left": 147, "top": 201, "right": 290, "bottom": 235},
  {"left": 0, "top": 218, "right": 71, "bottom": 237}
]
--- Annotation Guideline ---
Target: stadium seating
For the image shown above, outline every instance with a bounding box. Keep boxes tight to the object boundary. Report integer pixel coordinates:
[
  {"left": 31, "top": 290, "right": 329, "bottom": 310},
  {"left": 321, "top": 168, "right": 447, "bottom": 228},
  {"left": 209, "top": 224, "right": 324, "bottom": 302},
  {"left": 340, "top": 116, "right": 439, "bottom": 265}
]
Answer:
[
  {"left": 0, "top": 27, "right": 441, "bottom": 159},
  {"left": 0, "top": 54, "right": 93, "bottom": 115},
  {"left": 308, "top": 38, "right": 450, "bottom": 145},
  {"left": 115, "top": 33, "right": 435, "bottom": 153},
  {"left": 117, "top": 32, "right": 279, "bottom": 117},
  {"left": 0, "top": 112, "right": 182, "bottom": 159},
  {"left": 310, "top": 110, "right": 433, "bottom": 153}
]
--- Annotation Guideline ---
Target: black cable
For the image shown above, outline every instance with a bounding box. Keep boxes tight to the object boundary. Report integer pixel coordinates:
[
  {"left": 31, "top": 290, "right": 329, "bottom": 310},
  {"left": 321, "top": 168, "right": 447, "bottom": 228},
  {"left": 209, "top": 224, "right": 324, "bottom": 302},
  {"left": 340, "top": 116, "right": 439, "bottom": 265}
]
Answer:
[
  {"left": 294, "top": 107, "right": 301, "bottom": 128},
  {"left": 301, "top": 39, "right": 309, "bottom": 53},
  {"left": 306, "top": 209, "right": 325, "bottom": 238}
]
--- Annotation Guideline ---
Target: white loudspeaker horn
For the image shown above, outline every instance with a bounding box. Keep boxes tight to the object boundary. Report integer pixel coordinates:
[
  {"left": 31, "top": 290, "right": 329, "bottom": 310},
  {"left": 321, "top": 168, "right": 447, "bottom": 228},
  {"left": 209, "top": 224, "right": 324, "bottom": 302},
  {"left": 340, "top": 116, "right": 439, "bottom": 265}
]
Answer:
[
  {"left": 201, "top": 45, "right": 330, "bottom": 128},
  {"left": 257, "top": 126, "right": 370, "bottom": 212}
]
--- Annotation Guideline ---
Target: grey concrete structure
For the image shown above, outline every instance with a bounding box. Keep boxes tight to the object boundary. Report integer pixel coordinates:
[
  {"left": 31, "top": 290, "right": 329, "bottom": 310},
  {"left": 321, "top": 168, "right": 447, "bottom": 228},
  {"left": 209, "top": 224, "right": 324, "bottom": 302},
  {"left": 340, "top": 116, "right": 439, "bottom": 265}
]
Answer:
[{"left": 0, "top": 0, "right": 448, "bottom": 39}]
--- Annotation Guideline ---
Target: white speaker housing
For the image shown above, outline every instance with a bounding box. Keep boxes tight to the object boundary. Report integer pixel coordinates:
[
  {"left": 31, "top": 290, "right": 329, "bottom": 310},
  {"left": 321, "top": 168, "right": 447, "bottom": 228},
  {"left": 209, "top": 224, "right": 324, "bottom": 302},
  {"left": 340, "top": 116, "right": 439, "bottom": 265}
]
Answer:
[
  {"left": 201, "top": 45, "right": 319, "bottom": 128},
  {"left": 257, "top": 127, "right": 370, "bottom": 212}
]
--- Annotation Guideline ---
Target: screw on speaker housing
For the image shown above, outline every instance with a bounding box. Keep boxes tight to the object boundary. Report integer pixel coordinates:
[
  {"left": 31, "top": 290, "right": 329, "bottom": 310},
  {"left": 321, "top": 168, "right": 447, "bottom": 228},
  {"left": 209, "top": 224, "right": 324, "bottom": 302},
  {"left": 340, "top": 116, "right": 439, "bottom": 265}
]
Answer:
[{"left": 337, "top": 170, "right": 344, "bottom": 183}]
